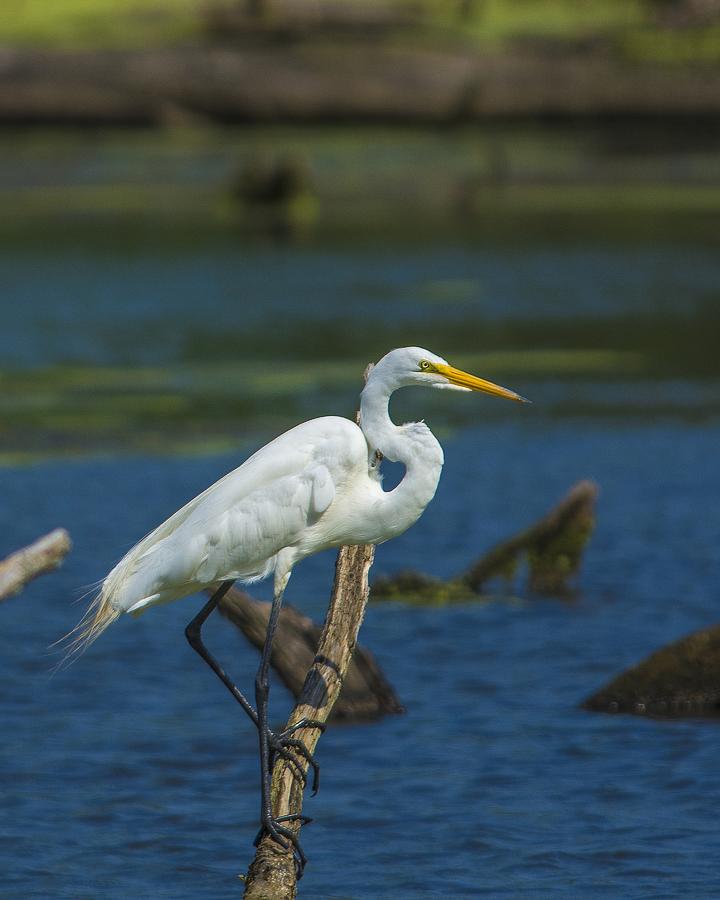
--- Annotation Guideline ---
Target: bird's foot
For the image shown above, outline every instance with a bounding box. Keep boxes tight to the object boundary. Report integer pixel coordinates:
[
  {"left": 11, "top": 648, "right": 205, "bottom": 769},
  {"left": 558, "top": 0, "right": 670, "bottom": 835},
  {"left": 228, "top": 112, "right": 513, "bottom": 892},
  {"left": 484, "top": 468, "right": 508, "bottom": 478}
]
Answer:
[
  {"left": 268, "top": 719, "right": 326, "bottom": 795},
  {"left": 254, "top": 813, "right": 312, "bottom": 878}
]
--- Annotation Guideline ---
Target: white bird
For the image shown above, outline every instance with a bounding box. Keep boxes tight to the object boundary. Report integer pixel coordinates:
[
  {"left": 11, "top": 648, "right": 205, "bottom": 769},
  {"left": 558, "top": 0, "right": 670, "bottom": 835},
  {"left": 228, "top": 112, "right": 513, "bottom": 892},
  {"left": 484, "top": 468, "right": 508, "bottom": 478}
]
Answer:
[{"left": 72, "top": 346, "right": 528, "bottom": 871}]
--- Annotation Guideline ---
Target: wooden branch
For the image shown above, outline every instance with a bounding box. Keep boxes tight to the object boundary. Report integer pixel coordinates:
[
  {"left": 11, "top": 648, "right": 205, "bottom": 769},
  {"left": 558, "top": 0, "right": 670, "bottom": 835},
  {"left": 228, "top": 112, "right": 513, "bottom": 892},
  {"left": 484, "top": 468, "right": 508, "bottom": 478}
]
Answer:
[
  {"left": 217, "top": 586, "right": 404, "bottom": 721},
  {"left": 372, "top": 480, "right": 598, "bottom": 603},
  {"left": 243, "top": 542, "right": 375, "bottom": 898},
  {"left": 0, "top": 529, "right": 72, "bottom": 601}
]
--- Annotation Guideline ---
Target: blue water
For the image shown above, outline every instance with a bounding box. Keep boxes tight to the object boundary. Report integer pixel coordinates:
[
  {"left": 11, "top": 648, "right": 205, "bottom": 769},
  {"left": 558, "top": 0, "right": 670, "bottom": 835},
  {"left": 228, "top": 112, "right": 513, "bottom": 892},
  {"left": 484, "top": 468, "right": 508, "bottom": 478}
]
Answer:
[
  {"left": 2, "top": 157, "right": 719, "bottom": 899},
  {"left": 1, "top": 241, "right": 719, "bottom": 368},
  {"left": 2, "top": 415, "right": 720, "bottom": 898}
]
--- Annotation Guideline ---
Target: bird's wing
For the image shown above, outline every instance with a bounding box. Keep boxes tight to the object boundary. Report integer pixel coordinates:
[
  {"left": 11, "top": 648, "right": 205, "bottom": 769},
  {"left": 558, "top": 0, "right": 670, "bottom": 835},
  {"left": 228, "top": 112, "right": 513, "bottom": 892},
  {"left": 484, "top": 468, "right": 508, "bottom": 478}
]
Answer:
[
  {"left": 188, "top": 460, "right": 336, "bottom": 585},
  {"left": 107, "top": 416, "right": 366, "bottom": 611}
]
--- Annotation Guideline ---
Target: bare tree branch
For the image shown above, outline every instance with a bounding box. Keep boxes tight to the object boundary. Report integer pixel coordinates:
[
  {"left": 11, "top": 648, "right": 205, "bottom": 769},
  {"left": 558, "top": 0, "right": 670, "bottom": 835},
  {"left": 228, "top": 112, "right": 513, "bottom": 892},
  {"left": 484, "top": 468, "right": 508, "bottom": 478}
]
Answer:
[
  {"left": 243, "top": 541, "right": 375, "bottom": 898},
  {"left": 0, "top": 529, "right": 72, "bottom": 601}
]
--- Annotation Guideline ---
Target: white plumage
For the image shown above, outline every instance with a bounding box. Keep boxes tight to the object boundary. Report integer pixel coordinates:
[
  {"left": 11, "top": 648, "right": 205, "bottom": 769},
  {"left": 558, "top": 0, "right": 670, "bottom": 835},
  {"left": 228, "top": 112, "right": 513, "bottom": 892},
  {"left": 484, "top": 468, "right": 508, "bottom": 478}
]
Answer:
[
  {"left": 73, "top": 345, "right": 526, "bottom": 648},
  {"left": 106, "top": 418, "right": 359, "bottom": 615}
]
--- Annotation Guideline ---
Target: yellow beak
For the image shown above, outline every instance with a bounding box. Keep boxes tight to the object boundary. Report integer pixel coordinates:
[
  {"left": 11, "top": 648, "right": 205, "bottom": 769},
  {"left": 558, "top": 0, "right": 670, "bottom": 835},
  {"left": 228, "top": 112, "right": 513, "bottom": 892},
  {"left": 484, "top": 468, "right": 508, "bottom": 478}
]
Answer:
[{"left": 434, "top": 363, "right": 530, "bottom": 403}]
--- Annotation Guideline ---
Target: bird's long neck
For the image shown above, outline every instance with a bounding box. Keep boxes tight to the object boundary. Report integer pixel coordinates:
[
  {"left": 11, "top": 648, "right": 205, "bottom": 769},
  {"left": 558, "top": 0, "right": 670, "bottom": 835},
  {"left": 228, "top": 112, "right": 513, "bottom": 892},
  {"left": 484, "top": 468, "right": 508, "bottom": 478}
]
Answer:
[{"left": 359, "top": 377, "right": 444, "bottom": 539}]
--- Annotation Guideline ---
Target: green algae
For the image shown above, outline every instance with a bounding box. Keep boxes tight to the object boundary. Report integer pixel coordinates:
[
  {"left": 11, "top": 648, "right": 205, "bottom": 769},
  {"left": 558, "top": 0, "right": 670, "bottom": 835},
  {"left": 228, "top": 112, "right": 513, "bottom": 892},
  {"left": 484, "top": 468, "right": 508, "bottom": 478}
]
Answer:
[{"left": 0, "top": 354, "right": 649, "bottom": 464}]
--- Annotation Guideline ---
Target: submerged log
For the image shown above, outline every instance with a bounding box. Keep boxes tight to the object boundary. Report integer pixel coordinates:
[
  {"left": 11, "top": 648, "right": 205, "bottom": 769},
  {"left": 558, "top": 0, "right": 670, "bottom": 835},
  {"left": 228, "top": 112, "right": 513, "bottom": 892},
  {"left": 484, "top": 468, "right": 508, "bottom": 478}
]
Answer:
[
  {"left": 217, "top": 585, "right": 404, "bottom": 721},
  {"left": 0, "top": 529, "right": 72, "bottom": 601},
  {"left": 372, "top": 480, "right": 598, "bottom": 603},
  {"left": 583, "top": 624, "right": 720, "bottom": 718},
  {"left": 465, "top": 479, "right": 598, "bottom": 595}
]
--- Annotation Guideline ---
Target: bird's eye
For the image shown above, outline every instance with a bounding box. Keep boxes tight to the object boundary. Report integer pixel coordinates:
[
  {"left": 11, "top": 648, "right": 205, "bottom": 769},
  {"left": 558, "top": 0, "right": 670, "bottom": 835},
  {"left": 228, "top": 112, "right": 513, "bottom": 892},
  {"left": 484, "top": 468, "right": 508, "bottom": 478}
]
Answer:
[{"left": 419, "top": 360, "right": 431, "bottom": 371}]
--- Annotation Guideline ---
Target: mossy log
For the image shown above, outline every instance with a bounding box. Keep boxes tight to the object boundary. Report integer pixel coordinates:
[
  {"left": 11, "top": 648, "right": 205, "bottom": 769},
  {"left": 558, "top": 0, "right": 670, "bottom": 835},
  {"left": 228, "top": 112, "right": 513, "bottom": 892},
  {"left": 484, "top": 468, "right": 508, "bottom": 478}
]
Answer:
[
  {"left": 216, "top": 585, "right": 404, "bottom": 722},
  {"left": 584, "top": 624, "right": 720, "bottom": 718},
  {"left": 0, "top": 529, "right": 72, "bottom": 601},
  {"left": 372, "top": 480, "right": 598, "bottom": 603}
]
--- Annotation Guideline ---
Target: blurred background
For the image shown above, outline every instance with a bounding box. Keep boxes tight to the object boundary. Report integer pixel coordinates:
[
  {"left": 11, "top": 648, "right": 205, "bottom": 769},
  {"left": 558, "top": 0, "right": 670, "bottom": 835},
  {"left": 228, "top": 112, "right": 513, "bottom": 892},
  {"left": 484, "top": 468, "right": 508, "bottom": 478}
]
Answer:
[{"left": 2, "top": 2, "right": 720, "bottom": 898}]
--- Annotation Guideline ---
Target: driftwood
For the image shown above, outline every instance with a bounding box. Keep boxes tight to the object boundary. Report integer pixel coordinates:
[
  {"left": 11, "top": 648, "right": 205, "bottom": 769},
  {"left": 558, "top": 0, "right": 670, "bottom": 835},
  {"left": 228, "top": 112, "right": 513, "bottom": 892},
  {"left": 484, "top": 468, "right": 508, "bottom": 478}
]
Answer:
[
  {"left": 584, "top": 624, "right": 720, "bottom": 718},
  {"left": 0, "top": 529, "right": 72, "bottom": 601},
  {"left": 217, "top": 585, "right": 404, "bottom": 721},
  {"left": 372, "top": 480, "right": 598, "bottom": 603},
  {"left": 243, "top": 542, "right": 375, "bottom": 898}
]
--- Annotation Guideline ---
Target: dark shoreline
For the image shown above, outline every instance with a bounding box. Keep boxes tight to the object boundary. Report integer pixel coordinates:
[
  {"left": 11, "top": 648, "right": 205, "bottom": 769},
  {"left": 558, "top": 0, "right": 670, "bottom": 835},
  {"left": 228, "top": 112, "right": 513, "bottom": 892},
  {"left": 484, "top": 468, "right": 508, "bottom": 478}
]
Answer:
[{"left": 4, "top": 43, "right": 720, "bottom": 128}]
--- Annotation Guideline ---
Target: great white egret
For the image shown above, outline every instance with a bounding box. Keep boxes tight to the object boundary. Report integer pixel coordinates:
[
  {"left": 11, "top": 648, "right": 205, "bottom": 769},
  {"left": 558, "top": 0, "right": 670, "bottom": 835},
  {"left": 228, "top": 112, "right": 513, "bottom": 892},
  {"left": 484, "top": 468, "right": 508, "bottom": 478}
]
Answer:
[{"left": 71, "top": 346, "right": 528, "bottom": 872}]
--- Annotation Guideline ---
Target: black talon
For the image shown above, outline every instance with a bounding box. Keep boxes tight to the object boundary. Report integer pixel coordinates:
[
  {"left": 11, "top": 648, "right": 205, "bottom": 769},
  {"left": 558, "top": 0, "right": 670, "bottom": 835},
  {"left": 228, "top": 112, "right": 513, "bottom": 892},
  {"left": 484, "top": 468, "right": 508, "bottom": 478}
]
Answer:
[
  {"left": 279, "top": 718, "right": 327, "bottom": 738},
  {"left": 274, "top": 735, "right": 320, "bottom": 795},
  {"left": 254, "top": 816, "right": 308, "bottom": 878},
  {"left": 270, "top": 744, "right": 307, "bottom": 789},
  {"left": 269, "top": 728, "right": 322, "bottom": 795},
  {"left": 277, "top": 814, "right": 313, "bottom": 826}
]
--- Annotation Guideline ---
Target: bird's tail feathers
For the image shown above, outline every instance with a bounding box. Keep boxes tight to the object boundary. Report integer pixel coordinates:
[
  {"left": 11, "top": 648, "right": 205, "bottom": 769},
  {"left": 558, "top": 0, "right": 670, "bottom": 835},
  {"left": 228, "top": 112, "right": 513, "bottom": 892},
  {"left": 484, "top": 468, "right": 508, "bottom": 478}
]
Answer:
[{"left": 54, "top": 584, "right": 122, "bottom": 669}]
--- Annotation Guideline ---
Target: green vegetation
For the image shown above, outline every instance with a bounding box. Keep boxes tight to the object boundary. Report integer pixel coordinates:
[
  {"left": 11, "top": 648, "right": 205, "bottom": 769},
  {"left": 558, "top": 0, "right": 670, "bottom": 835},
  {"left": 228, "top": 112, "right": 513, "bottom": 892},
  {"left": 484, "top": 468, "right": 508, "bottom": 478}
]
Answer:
[
  {"left": 445, "top": 0, "right": 645, "bottom": 44},
  {"left": 623, "top": 23, "right": 720, "bottom": 65},
  {"left": 0, "top": 350, "right": 642, "bottom": 463},
  {"left": 2, "top": 126, "right": 720, "bottom": 247},
  {"left": 1, "top": 123, "right": 718, "bottom": 465},
  {"left": 2, "top": 0, "right": 718, "bottom": 67},
  {"left": 0, "top": 0, "right": 201, "bottom": 48},
  {"left": 1, "top": 327, "right": 717, "bottom": 464}
]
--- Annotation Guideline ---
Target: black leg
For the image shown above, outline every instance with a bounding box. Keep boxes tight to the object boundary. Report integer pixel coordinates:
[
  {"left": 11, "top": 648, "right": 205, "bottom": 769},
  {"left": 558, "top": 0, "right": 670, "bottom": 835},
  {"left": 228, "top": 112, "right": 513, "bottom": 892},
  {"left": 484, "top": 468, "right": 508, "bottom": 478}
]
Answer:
[
  {"left": 186, "top": 579, "right": 317, "bottom": 876},
  {"left": 255, "top": 586, "right": 285, "bottom": 836},
  {"left": 185, "top": 581, "right": 259, "bottom": 727},
  {"left": 253, "top": 587, "right": 311, "bottom": 876}
]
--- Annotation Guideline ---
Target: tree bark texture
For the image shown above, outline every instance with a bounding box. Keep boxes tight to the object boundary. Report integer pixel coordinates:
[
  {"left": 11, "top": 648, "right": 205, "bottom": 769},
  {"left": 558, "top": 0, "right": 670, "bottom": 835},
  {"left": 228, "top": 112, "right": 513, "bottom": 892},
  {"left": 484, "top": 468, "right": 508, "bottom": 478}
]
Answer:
[
  {"left": 0, "top": 529, "right": 72, "bottom": 601},
  {"left": 242, "top": 541, "right": 375, "bottom": 899}
]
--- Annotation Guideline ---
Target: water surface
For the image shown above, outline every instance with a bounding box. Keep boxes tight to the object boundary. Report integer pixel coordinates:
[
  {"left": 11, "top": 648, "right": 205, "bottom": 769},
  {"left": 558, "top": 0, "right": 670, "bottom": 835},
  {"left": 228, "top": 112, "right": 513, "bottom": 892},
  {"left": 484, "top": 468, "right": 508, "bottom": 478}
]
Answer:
[
  {"left": 2, "top": 416, "right": 720, "bottom": 898},
  {"left": 1, "top": 129, "right": 719, "bottom": 897}
]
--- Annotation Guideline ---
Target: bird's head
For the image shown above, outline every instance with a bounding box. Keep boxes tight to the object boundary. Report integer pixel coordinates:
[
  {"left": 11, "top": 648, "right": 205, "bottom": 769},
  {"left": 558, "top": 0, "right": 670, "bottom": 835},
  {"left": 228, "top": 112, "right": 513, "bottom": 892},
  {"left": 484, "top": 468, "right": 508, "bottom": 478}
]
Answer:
[{"left": 370, "top": 346, "right": 530, "bottom": 403}]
